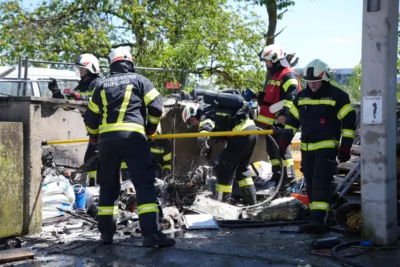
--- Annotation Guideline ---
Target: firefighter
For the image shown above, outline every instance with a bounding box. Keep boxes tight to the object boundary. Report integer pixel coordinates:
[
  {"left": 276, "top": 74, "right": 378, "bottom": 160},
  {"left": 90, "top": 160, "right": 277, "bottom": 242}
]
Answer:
[
  {"left": 84, "top": 46, "right": 175, "bottom": 247},
  {"left": 121, "top": 125, "right": 172, "bottom": 181},
  {"left": 182, "top": 97, "right": 258, "bottom": 205},
  {"left": 281, "top": 59, "right": 356, "bottom": 234},
  {"left": 256, "top": 44, "right": 301, "bottom": 191},
  {"left": 48, "top": 53, "right": 103, "bottom": 186}
]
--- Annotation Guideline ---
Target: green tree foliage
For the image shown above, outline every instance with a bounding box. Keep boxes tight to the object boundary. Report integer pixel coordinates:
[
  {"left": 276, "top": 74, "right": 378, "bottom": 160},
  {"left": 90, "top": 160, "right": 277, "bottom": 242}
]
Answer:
[{"left": 0, "top": 0, "right": 269, "bottom": 93}]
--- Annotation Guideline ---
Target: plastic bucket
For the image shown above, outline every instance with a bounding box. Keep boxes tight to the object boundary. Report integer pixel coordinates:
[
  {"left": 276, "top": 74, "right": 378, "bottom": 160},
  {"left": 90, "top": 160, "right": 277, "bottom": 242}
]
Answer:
[{"left": 73, "top": 184, "right": 86, "bottom": 210}]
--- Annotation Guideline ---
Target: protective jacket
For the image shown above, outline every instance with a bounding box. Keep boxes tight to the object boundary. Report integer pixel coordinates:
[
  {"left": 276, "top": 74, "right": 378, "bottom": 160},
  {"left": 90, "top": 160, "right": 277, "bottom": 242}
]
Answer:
[
  {"left": 257, "top": 67, "right": 300, "bottom": 126},
  {"left": 52, "top": 74, "right": 102, "bottom": 101},
  {"left": 282, "top": 82, "right": 356, "bottom": 150},
  {"left": 84, "top": 62, "right": 163, "bottom": 142},
  {"left": 150, "top": 139, "right": 172, "bottom": 171}
]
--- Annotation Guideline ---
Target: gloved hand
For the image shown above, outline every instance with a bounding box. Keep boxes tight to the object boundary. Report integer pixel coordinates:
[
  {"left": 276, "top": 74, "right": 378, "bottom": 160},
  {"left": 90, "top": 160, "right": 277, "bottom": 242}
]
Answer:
[
  {"left": 279, "top": 140, "right": 288, "bottom": 157},
  {"left": 63, "top": 88, "right": 81, "bottom": 100},
  {"left": 89, "top": 136, "right": 98, "bottom": 145},
  {"left": 198, "top": 136, "right": 211, "bottom": 158},
  {"left": 48, "top": 78, "right": 60, "bottom": 93},
  {"left": 338, "top": 145, "right": 351, "bottom": 163}
]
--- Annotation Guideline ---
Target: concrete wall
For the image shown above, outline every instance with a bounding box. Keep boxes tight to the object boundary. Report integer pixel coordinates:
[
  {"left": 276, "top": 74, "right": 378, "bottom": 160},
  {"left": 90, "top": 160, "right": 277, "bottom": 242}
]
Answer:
[
  {"left": 0, "top": 97, "right": 87, "bottom": 236},
  {"left": 0, "top": 122, "right": 24, "bottom": 238}
]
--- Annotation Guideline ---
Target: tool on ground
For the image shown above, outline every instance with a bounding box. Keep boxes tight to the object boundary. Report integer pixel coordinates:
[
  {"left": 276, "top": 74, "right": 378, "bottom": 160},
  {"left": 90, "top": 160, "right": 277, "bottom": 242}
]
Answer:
[
  {"left": 217, "top": 219, "right": 308, "bottom": 228},
  {"left": 312, "top": 237, "right": 341, "bottom": 249},
  {"left": 56, "top": 207, "right": 98, "bottom": 225},
  {"left": 41, "top": 128, "right": 291, "bottom": 146}
]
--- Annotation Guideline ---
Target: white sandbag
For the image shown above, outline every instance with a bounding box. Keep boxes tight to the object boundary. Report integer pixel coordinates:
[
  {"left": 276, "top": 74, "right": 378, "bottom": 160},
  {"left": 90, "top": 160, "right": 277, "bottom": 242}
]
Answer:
[
  {"left": 42, "top": 181, "right": 75, "bottom": 202},
  {"left": 43, "top": 173, "right": 70, "bottom": 186},
  {"left": 43, "top": 192, "right": 75, "bottom": 206},
  {"left": 249, "top": 161, "right": 272, "bottom": 180}
]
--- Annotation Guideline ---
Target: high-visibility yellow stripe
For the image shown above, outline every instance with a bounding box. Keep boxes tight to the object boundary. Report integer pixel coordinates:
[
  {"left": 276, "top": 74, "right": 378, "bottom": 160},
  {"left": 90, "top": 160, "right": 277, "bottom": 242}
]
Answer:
[
  {"left": 151, "top": 148, "right": 164, "bottom": 154},
  {"left": 216, "top": 184, "right": 232, "bottom": 193},
  {"left": 79, "top": 91, "right": 92, "bottom": 96},
  {"left": 282, "top": 78, "right": 298, "bottom": 92},
  {"left": 238, "top": 178, "right": 254, "bottom": 187},
  {"left": 270, "top": 159, "right": 281, "bottom": 166},
  {"left": 256, "top": 115, "right": 275, "bottom": 125},
  {"left": 117, "top": 85, "right": 133, "bottom": 123},
  {"left": 137, "top": 203, "right": 159, "bottom": 215},
  {"left": 300, "top": 140, "right": 339, "bottom": 151},
  {"left": 163, "top": 165, "right": 171, "bottom": 170},
  {"left": 233, "top": 119, "right": 255, "bottom": 132},
  {"left": 98, "top": 206, "right": 119, "bottom": 215},
  {"left": 283, "top": 100, "right": 293, "bottom": 109},
  {"left": 342, "top": 129, "right": 356, "bottom": 138},
  {"left": 216, "top": 112, "right": 230, "bottom": 116},
  {"left": 163, "top": 153, "right": 172, "bottom": 161},
  {"left": 86, "top": 125, "right": 99, "bottom": 135},
  {"left": 337, "top": 103, "right": 355, "bottom": 120},
  {"left": 284, "top": 158, "right": 294, "bottom": 167},
  {"left": 99, "top": 122, "right": 145, "bottom": 135},
  {"left": 298, "top": 99, "right": 336, "bottom": 106},
  {"left": 284, "top": 124, "right": 298, "bottom": 134},
  {"left": 121, "top": 162, "right": 127, "bottom": 169},
  {"left": 268, "top": 80, "right": 281, "bottom": 86},
  {"left": 310, "top": 201, "right": 330, "bottom": 211},
  {"left": 144, "top": 88, "right": 160, "bottom": 106},
  {"left": 199, "top": 119, "right": 215, "bottom": 129},
  {"left": 88, "top": 99, "right": 100, "bottom": 114},
  {"left": 100, "top": 90, "right": 108, "bottom": 125},
  {"left": 289, "top": 105, "right": 299, "bottom": 120},
  {"left": 148, "top": 114, "right": 161, "bottom": 124},
  {"left": 87, "top": 170, "right": 97, "bottom": 179}
]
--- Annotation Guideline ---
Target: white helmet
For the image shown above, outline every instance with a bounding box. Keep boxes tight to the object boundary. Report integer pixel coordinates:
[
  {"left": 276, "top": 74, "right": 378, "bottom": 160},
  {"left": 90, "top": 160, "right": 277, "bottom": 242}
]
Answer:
[
  {"left": 74, "top": 53, "right": 100, "bottom": 76},
  {"left": 302, "top": 59, "right": 330, "bottom": 82},
  {"left": 182, "top": 102, "right": 199, "bottom": 128},
  {"left": 259, "top": 44, "right": 285, "bottom": 63},
  {"left": 108, "top": 46, "right": 133, "bottom": 65}
]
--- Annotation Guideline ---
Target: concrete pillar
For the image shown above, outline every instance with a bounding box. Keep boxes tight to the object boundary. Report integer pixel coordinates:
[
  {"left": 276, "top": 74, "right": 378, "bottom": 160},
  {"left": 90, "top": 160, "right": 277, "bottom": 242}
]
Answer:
[{"left": 360, "top": 0, "right": 399, "bottom": 245}]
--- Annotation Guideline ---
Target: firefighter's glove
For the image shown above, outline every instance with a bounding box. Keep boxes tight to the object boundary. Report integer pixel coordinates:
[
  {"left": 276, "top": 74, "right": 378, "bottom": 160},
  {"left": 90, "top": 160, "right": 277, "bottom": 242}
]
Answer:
[
  {"left": 48, "top": 78, "right": 60, "bottom": 93},
  {"left": 338, "top": 146, "right": 351, "bottom": 163},
  {"left": 198, "top": 137, "right": 211, "bottom": 159},
  {"left": 89, "top": 135, "right": 98, "bottom": 146},
  {"left": 279, "top": 140, "right": 288, "bottom": 157},
  {"left": 63, "top": 88, "right": 81, "bottom": 100}
]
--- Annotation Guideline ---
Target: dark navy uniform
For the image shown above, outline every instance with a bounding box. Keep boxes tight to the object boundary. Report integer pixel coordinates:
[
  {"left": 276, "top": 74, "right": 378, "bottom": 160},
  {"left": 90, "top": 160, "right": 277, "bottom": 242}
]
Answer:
[
  {"left": 197, "top": 104, "right": 258, "bottom": 205},
  {"left": 282, "top": 81, "right": 356, "bottom": 231},
  {"left": 84, "top": 56, "right": 175, "bottom": 247}
]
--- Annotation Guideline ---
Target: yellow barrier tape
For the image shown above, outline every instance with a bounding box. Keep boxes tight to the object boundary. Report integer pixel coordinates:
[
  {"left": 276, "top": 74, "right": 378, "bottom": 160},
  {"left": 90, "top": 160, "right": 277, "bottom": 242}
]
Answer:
[{"left": 42, "top": 129, "right": 289, "bottom": 145}]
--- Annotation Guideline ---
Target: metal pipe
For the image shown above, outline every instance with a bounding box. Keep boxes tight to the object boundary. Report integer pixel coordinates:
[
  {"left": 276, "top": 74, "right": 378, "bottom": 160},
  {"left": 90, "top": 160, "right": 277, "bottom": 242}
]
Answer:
[
  {"left": 17, "top": 56, "right": 22, "bottom": 96},
  {"left": 25, "top": 59, "right": 184, "bottom": 72},
  {"left": 41, "top": 129, "right": 290, "bottom": 146},
  {"left": 23, "top": 56, "right": 29, "bottom": 96}
]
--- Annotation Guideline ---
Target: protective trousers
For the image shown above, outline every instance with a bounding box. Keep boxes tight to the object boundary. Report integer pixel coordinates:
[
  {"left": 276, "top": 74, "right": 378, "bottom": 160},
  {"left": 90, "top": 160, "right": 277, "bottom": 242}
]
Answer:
[
  {"left": 266, "top": 130, "right": 296, "bottom": 185},
  {"left": 214, "top": 125, "right": 258, "bottom": 205},
  {"left": 301, "top": 148, "right": 337, "bottom": 226},
  {"left": 97, "top": 134, "right": 160, "bottom": 238},
  {"left": 84, "top": 142, "right": 99, "bottom": 187}
]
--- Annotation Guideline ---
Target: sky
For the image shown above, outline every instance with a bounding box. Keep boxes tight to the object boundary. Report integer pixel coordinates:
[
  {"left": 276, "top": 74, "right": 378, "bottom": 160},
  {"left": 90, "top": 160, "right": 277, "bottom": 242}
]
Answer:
[{"left": 239, "top": 0, "right": 363, "bottom": 69}]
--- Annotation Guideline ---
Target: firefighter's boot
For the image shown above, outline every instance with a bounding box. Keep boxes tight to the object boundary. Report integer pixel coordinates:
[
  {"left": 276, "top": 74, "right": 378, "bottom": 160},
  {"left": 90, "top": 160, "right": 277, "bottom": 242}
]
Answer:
[{"left": 143, "top": 231, "right": 176, "bottom": 248}]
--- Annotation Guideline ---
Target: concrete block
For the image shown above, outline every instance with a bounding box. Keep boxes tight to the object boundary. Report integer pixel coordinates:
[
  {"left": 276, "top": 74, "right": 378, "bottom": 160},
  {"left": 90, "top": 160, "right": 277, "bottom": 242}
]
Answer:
[{"left": 0, "top": 122, "right": 24, "bottom": 238}]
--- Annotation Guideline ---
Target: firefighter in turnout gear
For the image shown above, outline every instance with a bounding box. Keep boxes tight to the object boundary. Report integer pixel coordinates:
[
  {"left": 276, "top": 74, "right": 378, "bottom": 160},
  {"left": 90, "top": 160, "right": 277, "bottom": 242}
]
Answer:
[
  {"left": 281, "top": 59, "right": 356, "bottom": 234},
  {"left": 256, "top": 44, "right": 301, "bottom": 190},
  {"left": 121, "top": 125, "right": 172, "bottom": 181},
  {"left": 182, "top": 94, "right": 258, "bottom": 205},
  {"left": 84, "top": 47, "right": 175, "bottom": 247},
  {"left": 48, "top": 53, "right": 103, "bottom": 187}
]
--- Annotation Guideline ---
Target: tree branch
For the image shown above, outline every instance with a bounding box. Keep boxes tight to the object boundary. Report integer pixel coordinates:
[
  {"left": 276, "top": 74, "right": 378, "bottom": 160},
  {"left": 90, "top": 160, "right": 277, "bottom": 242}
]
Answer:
[{"left": 111, "top": 43, "right": 135, "bottom": 48}]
